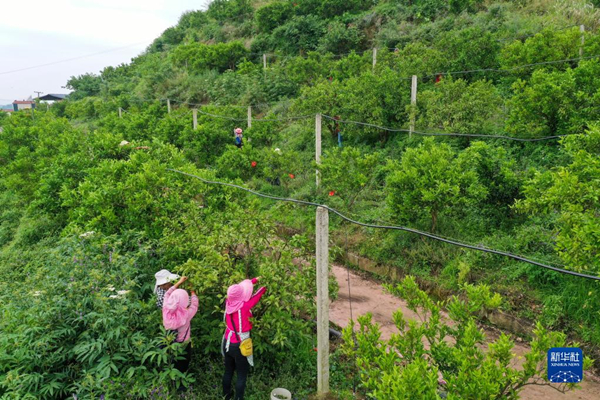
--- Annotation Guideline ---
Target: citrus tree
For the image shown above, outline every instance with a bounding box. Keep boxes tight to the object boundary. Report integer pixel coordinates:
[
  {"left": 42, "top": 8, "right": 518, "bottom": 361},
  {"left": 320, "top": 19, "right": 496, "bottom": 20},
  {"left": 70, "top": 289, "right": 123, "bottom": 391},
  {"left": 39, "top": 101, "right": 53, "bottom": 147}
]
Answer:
[
  {"left": 515, "top": 126, "right": 600, "bottom": 275},
  {"left": 386, "top": 139, "right": 487, "bottom": 232},
  {"left": 341, "top": 276, "right": 591, "bottom": 399}
]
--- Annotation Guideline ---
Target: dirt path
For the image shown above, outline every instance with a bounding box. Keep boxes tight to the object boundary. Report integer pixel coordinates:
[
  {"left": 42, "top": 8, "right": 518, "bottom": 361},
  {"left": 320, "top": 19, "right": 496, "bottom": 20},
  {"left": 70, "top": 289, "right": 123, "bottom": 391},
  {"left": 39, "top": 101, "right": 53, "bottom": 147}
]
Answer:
[{"left": 329, "top": 264, "right": 600, "bottom": 400}]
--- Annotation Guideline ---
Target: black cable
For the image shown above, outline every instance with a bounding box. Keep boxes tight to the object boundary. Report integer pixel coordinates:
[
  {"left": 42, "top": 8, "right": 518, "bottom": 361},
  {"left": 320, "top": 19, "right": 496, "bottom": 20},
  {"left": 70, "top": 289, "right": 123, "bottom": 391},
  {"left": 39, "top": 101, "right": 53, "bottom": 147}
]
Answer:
[
  {"left": 322, "top": 115, "right": 567, "bottom": 142},
  {"left": 196, "top": 108, "right": 313, "bottom": 122},
  {"left": 167, "top": 168, "right": 600, "bottom": 281},
  {"left": 0, "top": 41, "right": 149, "bottom": 76}
]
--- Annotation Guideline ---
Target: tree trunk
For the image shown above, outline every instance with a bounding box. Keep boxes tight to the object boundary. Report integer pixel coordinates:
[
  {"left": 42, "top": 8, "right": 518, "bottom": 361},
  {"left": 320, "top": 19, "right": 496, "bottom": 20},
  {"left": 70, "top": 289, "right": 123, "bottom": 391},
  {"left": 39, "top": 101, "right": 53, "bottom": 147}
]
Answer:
[{"left": 431, "top": 209, "right": 438, "bottom": 233}]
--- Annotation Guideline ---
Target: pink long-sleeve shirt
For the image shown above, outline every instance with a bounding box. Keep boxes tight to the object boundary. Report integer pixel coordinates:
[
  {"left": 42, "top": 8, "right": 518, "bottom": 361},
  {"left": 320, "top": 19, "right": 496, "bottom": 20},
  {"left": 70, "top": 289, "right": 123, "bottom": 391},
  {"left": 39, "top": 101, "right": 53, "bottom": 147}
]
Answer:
[
  {"left": 164, "top": 286, "right": 199, "bottom": 342},
  {"left": 225, "top": 278, "right": 267, "bottom": 343}
]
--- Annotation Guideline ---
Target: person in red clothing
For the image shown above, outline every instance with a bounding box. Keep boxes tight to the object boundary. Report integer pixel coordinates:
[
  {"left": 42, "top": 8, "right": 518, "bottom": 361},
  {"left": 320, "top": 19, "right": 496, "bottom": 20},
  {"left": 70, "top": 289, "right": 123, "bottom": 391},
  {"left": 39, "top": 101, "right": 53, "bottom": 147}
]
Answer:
[{"left": 222, "top": 277, "right": 267, "bottom": 400}]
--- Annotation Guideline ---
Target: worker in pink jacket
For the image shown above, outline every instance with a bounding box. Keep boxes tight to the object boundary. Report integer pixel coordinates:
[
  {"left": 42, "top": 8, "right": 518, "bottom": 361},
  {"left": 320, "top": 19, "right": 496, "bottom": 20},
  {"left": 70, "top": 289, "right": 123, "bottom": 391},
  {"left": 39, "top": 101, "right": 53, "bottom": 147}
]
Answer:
[
  {"left": 222, "top": 277, "right": 267, "bottom": 400},
  {"left": 162, "top": 276, "right": 198, "bottom": 374}
]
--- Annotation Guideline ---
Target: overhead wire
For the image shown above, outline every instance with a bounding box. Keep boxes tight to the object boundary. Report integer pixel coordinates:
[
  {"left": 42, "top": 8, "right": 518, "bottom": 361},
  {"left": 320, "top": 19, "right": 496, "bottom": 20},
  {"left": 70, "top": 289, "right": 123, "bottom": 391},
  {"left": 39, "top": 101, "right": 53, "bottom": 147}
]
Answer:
[
  {"left": 424, "top": 54, "right": 600, "bottom": 79},
  {"left": 167, "top": 168, "right": 600, "bottom": 282},
  {"left": 0, "top": 41, "right": 150, "bottom": 76},
  {"left": 196, "top": 108, "right": 313, "bottom": 122},
  {"left": 167, "top": 98, "right": 294, "bottom": 109},
  {"left": 322, "top": 115, "right": 568, "bottom": 142},
  {"left": 496, "top": 24, "right": 580, "bottom": 42}
]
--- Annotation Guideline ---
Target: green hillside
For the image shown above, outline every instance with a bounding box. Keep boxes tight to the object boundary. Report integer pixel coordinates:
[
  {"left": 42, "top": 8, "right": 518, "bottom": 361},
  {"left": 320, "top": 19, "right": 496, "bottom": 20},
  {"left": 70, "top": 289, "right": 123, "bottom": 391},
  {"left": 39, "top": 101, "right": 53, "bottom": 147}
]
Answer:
[{"left": 2, "top": 0, "right": 600, "bottom": 398}]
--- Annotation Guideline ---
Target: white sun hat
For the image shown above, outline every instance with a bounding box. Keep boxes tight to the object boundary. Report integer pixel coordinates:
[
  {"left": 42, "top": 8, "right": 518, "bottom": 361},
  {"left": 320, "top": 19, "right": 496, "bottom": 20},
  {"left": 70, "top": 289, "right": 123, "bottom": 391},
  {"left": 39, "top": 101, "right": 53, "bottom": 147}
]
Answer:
[{"left": 154, "top": 269, "right": 180, "bottom": 293}]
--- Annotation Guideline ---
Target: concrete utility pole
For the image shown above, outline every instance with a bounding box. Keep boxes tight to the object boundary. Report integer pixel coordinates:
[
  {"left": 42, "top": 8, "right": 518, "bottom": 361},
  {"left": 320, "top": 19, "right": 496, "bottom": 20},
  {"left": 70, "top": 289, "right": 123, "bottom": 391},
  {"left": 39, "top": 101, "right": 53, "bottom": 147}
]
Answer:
[
  {"left": 167, "top": 99, "right": 171, "bottom": 114},
  {"left": 118, "top": 107, "right": 122, "bottom": 118},
  {"left": 372, "top": 48, "right": 377, "bottom": 72},
  {"left": 316, "top": 206, "right": 330, "bottom": 396},
  {"left": 34, "top": 91, "right": 44, "bottom": 112},
  {"left": 580, "top": 25, "right": 585, "bottom": 57},
  {"left": 263, "top": 54, "right": 267, "bottom": 70},
  {"left": 315, "top": 113, "right": 322, "bottom": 188},
  {"left": 193, "top": 108, "right": 198, "bottom": 130},
  {"left": 410, "top": 75, "right": 418, "bottom": 137},
  {"left": 247, "top": 106, "right": 252, "bottom": 129}
]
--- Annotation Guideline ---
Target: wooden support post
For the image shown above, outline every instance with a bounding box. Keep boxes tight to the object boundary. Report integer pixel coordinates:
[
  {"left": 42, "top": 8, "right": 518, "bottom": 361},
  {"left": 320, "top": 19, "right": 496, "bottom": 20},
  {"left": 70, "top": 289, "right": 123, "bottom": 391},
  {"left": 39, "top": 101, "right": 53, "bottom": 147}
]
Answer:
[
  {"left": 410, "top": 75, "right": 418, "bottom": 137},
  {"left": 315, "top": 113, "right": 322, "bottom": 188},
  {"left": 167, "top": 99, "right": 171, "bottom": 114},
  {"left": 316, "top": 206, "right": 330, "bottom": 396},
  {"left": 580, "top": 25, "right": 585, "bottom": 57},
  {"left": 263, "top": 54, "right": 267, "bottom": 70},
  {"left": 193, "top": 109, "right": 198, "bottom": 130},
  {"left": 372, "top": 48, "right": 377, "bottom": 72},
  {"left": 118, "top": 107, "right": 122, "bottom": 118},
  {"left": 247, "top": 106, "right": 252, "bottom": 129}
]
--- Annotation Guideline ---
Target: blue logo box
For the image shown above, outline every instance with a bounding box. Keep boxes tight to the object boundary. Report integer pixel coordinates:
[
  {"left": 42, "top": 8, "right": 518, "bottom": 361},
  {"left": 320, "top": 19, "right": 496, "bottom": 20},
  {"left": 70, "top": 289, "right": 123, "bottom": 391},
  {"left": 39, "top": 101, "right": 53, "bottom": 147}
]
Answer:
[{"left": 547, "top": 347, "right": 583, "bottom": 383}]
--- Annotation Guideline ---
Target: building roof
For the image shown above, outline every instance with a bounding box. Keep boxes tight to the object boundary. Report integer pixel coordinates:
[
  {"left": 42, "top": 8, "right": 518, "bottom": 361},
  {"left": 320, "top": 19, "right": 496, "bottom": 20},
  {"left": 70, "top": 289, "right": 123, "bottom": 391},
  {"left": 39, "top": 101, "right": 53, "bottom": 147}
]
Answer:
[
  {"left": 38, "top": 93, "right": 68, "bottom": 101},
  {"left": 13, "top": 100, "right": 35, "bottom": 104}
]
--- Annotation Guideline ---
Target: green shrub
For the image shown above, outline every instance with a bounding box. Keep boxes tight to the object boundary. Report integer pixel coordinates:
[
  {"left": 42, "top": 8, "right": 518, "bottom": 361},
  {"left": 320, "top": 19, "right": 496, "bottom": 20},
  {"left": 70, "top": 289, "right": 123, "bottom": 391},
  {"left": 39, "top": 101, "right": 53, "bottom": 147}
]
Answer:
[
  {"left": 206, "top": 0, "right": 253, "bottom": 23},
  {"left": 65, "top": 73, "right": 102, "bottom": 100},
  {"left": 170, "top": 42, "right": 249, "bottom": 73},
  {"left": 515, "top": 126, "right": 600, "bottom": 274},
  {"left": 417, "top": 78, "right": 503, "bottom": 136},
  {"left": 0, "top": 234, "right": 191, "bottom": 399},
  {"left": 255, "top": 1, "right": 294, "bottom": 33},
  {"left": 386, "top": 139, "right": 487, "bottom": 232},
  {"left": 342, "top": 276, "right": 591, "bottom": 399},
  {"left": 319, "top": 21, "right": 366, "bottom": 54},
  {"left": 271, "top": 15, "right": 327, "bottom": 55}
]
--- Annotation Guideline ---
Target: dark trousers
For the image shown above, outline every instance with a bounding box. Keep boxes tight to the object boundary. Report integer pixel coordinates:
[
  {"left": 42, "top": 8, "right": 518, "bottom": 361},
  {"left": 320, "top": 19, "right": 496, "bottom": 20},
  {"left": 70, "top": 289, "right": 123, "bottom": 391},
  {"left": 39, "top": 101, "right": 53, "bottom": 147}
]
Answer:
[
  {"left": 174, "top": 342, "right": 191, "bottom": 373},
  {"left": 222, "top": 342, "right": 250, "bottom": 400}
]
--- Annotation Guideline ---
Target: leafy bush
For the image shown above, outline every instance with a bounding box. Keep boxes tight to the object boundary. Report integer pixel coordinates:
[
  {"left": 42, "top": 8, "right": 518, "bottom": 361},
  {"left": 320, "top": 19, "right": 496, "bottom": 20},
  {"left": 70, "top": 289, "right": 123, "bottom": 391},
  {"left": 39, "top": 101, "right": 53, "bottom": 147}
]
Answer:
[
  {"left": 178, "top": 9, "right": 208, "bottom": 30},
  {"left": 506, "top": 60, "right": 600, "bottom": 137},
  {"left": 500, "top": 27, "right": 600, "bottom": 78},
  {"left": 65, "top": 73, "right": 102, "bottom": 101},
  {"left": 147, "top": 26, "right": 185, "bottom": 53},
  {"left": 318, "top": 146, "right": 384, "bottom": 210},
  {"left": 396, "top": 0, "right": 449, "bottom": 21},
  {"left": 294, "top": 68, "right": 411, "bottom": 143},
  {"left": 386, "top": 139, "right": 487, "bottom": 232},
  {"left": 417, "top": 78, "right": 503, "bottom": 135},
  {"left": 255, "top": 1, "right": 294, "bottom": 33},
  {"left": 342, "top": 276, "right": 591, "bottom": 399},
  {"left": 317, "top": 0, "right": 375, "bottom": 19},
  {"left": 170, "top": 42, "right": 249, "bottom": 73},
  {"left": 206, "top": 0, "right": 253, "bottom": 23},
  {"left": 435, "top": 26, "right": 500, "bottom": 78},
  {"left": 271, "top": 15, "right": 327, "bottom": 55},
  {"left": 459, "top": 141, "right": 521, "bottom": 219},
  {"left": 0, "top": 234, "right": 191, "bottom": 399},
  {"left": 319, "top": 21, "right": 366, "bottom": 54},
  {"left": 515, "top": 126, "right": 600, "bottom": 274},
  {"left": 506, "top": 69, "right": 580, "bottom": 137}
]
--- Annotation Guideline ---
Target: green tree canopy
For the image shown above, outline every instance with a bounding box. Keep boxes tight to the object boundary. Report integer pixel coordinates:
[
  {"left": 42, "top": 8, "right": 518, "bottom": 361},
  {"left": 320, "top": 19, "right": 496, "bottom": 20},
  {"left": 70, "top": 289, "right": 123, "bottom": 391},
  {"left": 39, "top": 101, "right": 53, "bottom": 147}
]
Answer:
[{"left": 386, "top": 139, "right": 487, "bottom": 232}]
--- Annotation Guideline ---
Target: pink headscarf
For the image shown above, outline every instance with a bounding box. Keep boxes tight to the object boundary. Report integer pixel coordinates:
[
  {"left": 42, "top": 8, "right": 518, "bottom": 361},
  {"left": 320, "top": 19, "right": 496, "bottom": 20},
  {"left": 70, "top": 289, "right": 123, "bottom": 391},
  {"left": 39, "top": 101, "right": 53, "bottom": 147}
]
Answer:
[
  {"left": 234, "top": 128, "right": 243, "bottom": 135},
  {"left": 162, "top": 289, "right": 189, "bottom": 330},
  {"left": 226, "top": 279, "right": 253, "bottom": 314}
]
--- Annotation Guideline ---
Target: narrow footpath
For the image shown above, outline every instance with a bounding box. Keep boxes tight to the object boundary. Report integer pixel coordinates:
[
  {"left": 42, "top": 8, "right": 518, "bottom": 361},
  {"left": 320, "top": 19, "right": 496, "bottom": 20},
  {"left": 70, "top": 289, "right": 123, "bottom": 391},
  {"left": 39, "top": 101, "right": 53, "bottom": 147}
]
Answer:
[{"left": 329, "top": 264, "right": 600, "bottom": 400}]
